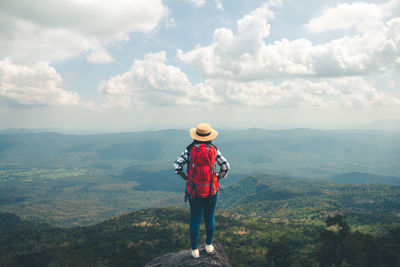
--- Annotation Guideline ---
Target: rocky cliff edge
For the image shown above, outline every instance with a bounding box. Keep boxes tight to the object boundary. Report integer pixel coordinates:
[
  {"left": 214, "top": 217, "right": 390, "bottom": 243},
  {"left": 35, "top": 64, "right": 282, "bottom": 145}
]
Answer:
[{"left": 144, "top": 243, "right": 232, "bottom": 267}]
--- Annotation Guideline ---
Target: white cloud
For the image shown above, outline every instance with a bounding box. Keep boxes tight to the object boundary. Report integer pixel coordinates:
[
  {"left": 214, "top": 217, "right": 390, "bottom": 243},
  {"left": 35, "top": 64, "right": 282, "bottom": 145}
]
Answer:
[
  {"left": 98, "top": 51, "right": 222, "bottom": 108},
  {"left": 2, "top": 53, "right": 396, "bottom": 112},
  {"left": 187, "top": 0, "right": 224, "bottom": 9},
  {"left": 0, "top": 0, "right": 167, "bottom": 62},
  {"left": 304, "top": 2, "right": 390, "bottom": 33},
  {"left": 87, "top": 49, "right": 114, "bottom": 64},
  {"left": 329, "top": 77, "right": 400, "bottom": 108},
  {"left": 268, "top": 0, "right": 283, "bottom": 7},
  {"left": 215, "top": 0, "right": 224, "bottom": 10},
  {"left": 207, "top": 77, "right": 400, "bottom": 108},
  {"left": 98, "top": 51, "right": 400, "bottom": 109},
  {"left": 0, "top": 58, "right": 81, "bottom": 106},
  {"left": 177, "top": 2, "right": 400, "bottom": 80},
  {"left": 177, "top": 3, "right": 275, "bottom": 79},
  {"left": 188, "top": 0, "right": 206, "bottom": 7}
]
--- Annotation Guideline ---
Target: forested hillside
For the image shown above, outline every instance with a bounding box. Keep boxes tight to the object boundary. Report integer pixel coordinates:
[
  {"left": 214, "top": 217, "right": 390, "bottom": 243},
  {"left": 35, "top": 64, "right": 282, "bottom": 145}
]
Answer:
[
  {"left": 220, "top": 174, "right": 400, "bottom": 234},
  {"left": 0, "top": 129, "right": 399, "bottom": 266},
  {"left": 1, "top": 174, "right": 400, "bottom": 266},
  {"left": 1, "top": 207, "right": 399, "bottom": 267},
  {"left": 1, "top": 129, "right": 399, "bottom": 226}
]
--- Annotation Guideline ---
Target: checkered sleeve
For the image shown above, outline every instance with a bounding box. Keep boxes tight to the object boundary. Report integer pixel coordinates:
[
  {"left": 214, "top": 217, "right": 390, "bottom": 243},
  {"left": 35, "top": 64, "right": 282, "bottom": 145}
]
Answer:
[
  {"left": 216, "top": 149, "right": 230, "bottom": 178},
  {"left": 173, "top": 149, "right": 189, "bottom": 174}
]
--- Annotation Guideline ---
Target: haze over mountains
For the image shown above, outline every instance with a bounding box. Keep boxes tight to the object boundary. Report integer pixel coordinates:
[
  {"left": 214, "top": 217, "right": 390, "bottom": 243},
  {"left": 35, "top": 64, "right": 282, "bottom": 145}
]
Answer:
[
  {"left": 2, "top": 118, "right": 400, "bottom": 134},
  {"left": 0, "top": 128, "right": 399, "bottom": 226},
  {"left": 1, "top": 128, "right": 399, "bottom": 176}
]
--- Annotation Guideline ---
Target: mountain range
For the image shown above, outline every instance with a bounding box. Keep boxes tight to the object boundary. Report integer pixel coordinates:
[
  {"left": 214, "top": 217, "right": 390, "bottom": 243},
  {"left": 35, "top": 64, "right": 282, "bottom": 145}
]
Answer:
[
  {"left": 0, "top": 128, "right": 399, "bottom": 265},
  {"left": 0, "top": 128, "right": 399, "bottom": 226},
  {"left": 1, "top": 174, "right": 399, "bottom": 266}
]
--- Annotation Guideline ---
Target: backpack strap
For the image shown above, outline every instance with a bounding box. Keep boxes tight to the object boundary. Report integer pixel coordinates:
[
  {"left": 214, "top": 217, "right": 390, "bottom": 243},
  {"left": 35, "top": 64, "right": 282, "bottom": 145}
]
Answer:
[
  {"left": 190, "top": 144, "right": 201, "bottom": 200},
  {"left": 207, "top": 144, "right": 214, "bottom": 200},
  {"left": 186, "top": 142, "right": 195, "bottom": 158}
]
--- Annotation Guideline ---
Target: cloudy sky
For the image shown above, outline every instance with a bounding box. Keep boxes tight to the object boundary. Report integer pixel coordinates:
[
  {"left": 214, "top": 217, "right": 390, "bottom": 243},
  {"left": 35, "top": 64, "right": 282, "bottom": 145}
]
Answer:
[{"left": 0, "top": 0, "right": 399, "bottom": 132}]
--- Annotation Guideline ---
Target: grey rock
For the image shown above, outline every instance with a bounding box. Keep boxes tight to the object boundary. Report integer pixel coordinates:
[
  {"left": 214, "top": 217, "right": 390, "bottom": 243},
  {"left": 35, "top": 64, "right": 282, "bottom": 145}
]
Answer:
[{"left": 144, "top": 243, "right": 232, "bottom": 267}]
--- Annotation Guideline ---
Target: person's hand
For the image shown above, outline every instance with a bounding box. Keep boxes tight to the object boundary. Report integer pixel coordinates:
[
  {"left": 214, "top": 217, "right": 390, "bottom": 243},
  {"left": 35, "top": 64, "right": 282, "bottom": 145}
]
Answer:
[
  {"left": 179, "top": 172, "right": 189, "bottom": 181},
  {"left": 217, "top": 171, "right": 226, "bottom": 180}
]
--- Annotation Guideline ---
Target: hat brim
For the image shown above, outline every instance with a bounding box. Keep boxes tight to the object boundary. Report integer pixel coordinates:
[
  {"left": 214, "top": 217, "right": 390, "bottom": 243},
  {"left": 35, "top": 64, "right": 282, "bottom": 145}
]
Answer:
[{"left": 190, "top": 128, "right": 218, "bottom": 141}]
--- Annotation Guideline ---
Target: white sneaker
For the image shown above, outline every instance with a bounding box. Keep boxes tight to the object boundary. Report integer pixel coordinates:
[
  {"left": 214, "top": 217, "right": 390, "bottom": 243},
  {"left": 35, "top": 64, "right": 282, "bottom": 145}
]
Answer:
[
  {"left": 205, "top": 244, "right": 214, "bottom": 254},
  {"left": 191, "top": 249, "right": 200, "bottom": 258}
]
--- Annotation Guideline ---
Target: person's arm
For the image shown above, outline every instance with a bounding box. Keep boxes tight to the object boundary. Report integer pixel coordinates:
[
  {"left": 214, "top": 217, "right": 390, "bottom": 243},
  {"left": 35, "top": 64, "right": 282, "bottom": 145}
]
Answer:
[
  {"left": 173, "top": 149, "right": 189, "bottom": 181},
  {"left": 216, "top": 149, "right": 230, "bottom": 179}
]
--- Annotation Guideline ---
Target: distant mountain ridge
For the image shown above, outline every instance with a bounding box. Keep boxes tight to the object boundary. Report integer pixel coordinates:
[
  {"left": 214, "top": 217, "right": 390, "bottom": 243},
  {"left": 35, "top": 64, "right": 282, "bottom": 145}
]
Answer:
[
  {"left": 1, "top": 128, "right": 399, "bottom": 177},
  {"left": 363, "top": 119, "right": 400, "bottom": 131},
  {"left": 329, "top": 172, "right": 400, "bottom": 185}
]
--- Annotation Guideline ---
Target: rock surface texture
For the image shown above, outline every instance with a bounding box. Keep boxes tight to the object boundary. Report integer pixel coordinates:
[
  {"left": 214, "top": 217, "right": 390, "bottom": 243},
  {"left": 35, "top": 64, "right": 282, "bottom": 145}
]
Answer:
[{"left": 144, "top": 243, "right": 232, "bottom": 267}]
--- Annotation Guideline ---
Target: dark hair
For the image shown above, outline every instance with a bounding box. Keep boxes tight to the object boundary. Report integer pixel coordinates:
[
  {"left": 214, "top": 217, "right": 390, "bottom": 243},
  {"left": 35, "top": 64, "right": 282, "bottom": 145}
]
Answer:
[
  {"left": 193, "top": 139, "right": 212, "bottom": 145},
  {"left": 187, "top": 139, "right": 217, "bottom": 151}
]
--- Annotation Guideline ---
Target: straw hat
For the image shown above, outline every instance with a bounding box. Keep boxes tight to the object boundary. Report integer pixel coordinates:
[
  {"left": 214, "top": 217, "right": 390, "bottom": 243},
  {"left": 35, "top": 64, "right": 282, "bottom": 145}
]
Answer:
[{"left": 190, "top": 123, "right": 218, "bottom": 141}]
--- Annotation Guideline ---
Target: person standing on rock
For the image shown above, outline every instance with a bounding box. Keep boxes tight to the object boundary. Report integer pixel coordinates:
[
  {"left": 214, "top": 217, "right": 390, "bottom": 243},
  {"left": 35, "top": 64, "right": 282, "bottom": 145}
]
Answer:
[{"left": 174, "top": 123, "right": 230, "bottom": 259}]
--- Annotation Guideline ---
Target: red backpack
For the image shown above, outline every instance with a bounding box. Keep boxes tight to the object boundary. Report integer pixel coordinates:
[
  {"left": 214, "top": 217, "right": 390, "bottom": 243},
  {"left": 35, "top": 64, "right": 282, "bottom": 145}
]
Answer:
[{"left": 187, "top": 143, "right": 219, "bottom": 199}]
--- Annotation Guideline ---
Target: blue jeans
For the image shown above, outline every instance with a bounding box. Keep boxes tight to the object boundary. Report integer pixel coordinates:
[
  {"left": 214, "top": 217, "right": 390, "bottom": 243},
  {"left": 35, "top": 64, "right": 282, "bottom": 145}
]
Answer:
[{"left": 189, "top": 192, "right": 218, "bottom": 250}]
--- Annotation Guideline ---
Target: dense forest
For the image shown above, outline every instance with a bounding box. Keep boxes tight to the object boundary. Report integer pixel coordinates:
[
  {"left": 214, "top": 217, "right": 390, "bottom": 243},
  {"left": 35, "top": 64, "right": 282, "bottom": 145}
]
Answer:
[
  {"left": 1, "top": 207, "right": 399, "bottom": 267},
  {"left": 0, "top": 130, "right": 399, "bottom": 266},
  {"left": 220, "top": 174, "right": 400, "bottom": 234},
  {"left": 1, "top": 174, "right": 400, "bottom": 266}
]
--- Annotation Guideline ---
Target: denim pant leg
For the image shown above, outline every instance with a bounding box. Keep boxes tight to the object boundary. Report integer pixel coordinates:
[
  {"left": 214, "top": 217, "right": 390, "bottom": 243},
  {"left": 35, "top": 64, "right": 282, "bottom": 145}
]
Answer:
[
  {"left": 204, "top": 192, "right": 218, "bottom": 245},
  {"left": 189, "top": 197, "right": 203, "bottom": 250},
  {"left": 189, "top": 192, "right": 218, "bottom": 250}
]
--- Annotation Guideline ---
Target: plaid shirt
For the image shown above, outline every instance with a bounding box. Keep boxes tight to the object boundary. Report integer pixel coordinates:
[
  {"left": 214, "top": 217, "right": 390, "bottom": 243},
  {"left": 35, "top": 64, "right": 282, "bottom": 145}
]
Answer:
[{"left": 173, "top": 146, "right": 230, "bottom": 178}]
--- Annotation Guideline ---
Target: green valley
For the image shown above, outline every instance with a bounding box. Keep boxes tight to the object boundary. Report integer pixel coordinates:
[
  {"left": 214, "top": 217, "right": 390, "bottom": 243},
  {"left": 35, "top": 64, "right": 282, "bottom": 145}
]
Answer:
[{"left": 0, "top": 129, "right": 399, "bottom": 266}]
